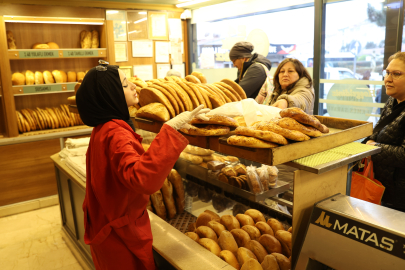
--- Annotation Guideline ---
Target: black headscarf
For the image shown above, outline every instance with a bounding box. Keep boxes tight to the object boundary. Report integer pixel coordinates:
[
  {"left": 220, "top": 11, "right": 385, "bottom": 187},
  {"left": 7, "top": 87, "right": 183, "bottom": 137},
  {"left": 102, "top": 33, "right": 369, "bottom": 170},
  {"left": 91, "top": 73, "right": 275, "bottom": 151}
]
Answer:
[{"left": 76, "top": 65, "right": 136, "bottom": 132}]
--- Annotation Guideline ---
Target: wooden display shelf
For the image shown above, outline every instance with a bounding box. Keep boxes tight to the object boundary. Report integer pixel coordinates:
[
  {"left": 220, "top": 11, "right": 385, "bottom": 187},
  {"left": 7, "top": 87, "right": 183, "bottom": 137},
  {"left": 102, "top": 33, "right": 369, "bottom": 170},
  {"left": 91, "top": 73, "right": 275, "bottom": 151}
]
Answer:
[
  {"left": 8, "top": 48, "right": 107, "bottom": 60},
  {"left": 13, "top": 82, "right": 76, "bottom": 95},
  {"left": 132, "top": 116, "right": 373, "bottom": 166}
]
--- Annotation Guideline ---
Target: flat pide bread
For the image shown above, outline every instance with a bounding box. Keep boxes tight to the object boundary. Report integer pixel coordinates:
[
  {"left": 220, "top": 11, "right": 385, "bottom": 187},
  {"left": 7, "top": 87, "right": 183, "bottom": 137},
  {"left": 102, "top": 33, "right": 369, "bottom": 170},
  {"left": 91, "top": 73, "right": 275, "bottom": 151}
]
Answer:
[
  {"left": 152, "top": 82, "right": 185, "bottom": 113},
  {"left": 186, "top": 82, "right": 206, "bottom": 108},
  {"left": 227, "top": 135, "right": 278, "bottom": 148},
  {"left": 139, "top": 87, "right": 175, "bottom": 118},
  {"left": 214, "top": 83, "right": 238, "bottom": 102},
  {"left": 180, "top": 125, "right": 230, "bottom": 136},
  {"left": 166, "top": 82, "right": 193, "bottom": 111},
  {"left": 253, "top": 121, "right": 310, "bottom": 141},
  {"left": 235, "top": 126, "right": 288, "bottom": 145},
  {"left": 195, "top": 85, "right": 212, "bottom": 109},
  {"left": 215, "top": 82, "right": 242, "bottom": 101},
  {"left": 136, "top": 103, "right": 170, "bottom": 122},
  {"left": 276, "top": 117, "right": 323, "bottom": 137},
  {"left": 190, "top": 114, "right": 239, "bottom": 127},
  {"left": 280, "top": 107, "right": 324, "bottom": 131},
  {"left": 149, "top": 84, "right": 179, "bottom": 115},
  {"left": 221, "top": 78, "right": 247, "bottom": 99},
  {"left": 204, "top": 84, "right": 226, "bottom": 103},
  {"left": 210, "top": 84, "right": 232, "bottom": 103},
  {"left": 178, "top": 81, "right": 200, "bottom": 109},
  {"left": 185, "top": 75, "right": 201, "bottom": 84}
]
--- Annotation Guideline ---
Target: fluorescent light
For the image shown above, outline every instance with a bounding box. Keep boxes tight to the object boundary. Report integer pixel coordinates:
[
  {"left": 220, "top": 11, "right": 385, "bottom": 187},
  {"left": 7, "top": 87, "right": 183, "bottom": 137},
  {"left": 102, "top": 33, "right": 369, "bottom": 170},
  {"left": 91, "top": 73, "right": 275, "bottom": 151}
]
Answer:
[
  {"left": 128, "top": 30, "right": 142, "bottom": 34},
  {"left": 121, "top": 21, "right": 126, "bottom": 23},
  {"left": 134, "top": 17, "right": 147, "bottom": 24},
  {"left": 176, "top": 0, "right": 212, "bottom": 8},
  {"left": 4, "top": 20, "right": 103, "bottom": 25},
  {"left": 138, "top": 12, "right": 147, "bottom": 14},
  {"left": 106, "top": 10, "right": 119, "bottom": 14}
]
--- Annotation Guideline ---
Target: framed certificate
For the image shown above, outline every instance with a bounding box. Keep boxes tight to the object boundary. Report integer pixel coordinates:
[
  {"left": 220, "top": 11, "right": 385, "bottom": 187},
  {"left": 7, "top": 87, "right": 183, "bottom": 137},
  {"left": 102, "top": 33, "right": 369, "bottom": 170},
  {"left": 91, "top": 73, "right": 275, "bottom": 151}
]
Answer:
[
  {"left": 114, "top": 42, "right": 128, "bottom": 62},
  {"left": 106, "top": 10, "right": 127, "bottom": 41},
  {"left": 119, "top": 66, "right": 133, "bottom": 79},
  {"left": 148, "top": 11, "right": 169, "bottom": 40},
  {"left": 127, "top": 11, "right": 148, "bottom": 40}
]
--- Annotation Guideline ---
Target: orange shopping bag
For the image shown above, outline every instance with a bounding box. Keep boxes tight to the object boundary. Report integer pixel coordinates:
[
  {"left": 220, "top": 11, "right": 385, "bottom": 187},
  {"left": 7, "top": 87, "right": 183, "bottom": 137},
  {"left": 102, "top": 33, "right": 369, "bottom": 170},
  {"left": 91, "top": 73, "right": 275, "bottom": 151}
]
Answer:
[{"left": 350, "top": 159, "right": 385, "bottom": 205}]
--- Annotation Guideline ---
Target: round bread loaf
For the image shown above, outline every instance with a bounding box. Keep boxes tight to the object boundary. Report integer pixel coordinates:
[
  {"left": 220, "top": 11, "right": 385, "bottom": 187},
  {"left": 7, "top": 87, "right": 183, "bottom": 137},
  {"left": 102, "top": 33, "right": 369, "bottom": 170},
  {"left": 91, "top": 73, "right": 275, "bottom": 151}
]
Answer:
[
  {"left": 25, "top": 70, "right": 35, "bottom": 85},
  {"left": 231, "top": 229, "right": 251, "bottom": 248},
  {"left": 218, "top": 230, "right": 239, "bottom": 255},
  {"left": 136, "top": 103, "right": 170, "bottom": 122},
  {"left": 241, "top": 258, "right": 263, "bottom": 270},
  {"left": 34, "top": 71, "right": 44, "bottom": 85},
  {"left": 261, "top": 254, "right": 279, "bottom": 270},
  {"left": 221, "top": 78, "right": 247, "bottom": 99},
  {"left": 237, "top": 247, "right": 257, "bottom": 267},
  {"left": 242, "top": 225, "right": 261, "bottom": 241},
  {"left": 52, "top": 70, "right": 63, "bottom": 83},
  {"left": 43, "top": 71, "right": 55, "bottom": 84},
  {"left": 196, "top": 210, "right": 220, "bottom": 228},
  {"left": 267, "top": 219, "right": 285, "bottom": 234},
  {"left": 208, "top": 221, "right": 226, "bottom": 237},
  {"left": 32, "top": 43, "right": 50, "bottom": 49},
  {"left": 46, "top": 42, "right": 59, "bottom": 49},
  {"left": 185, "top": 74, "right": 201, "bottom": 84},
  {"left": 246, "top": 240, "right": 268, "bottom": 263},
  {"left": 271, "top": 253, "right": 291, "bottom": 270},
  {"left": 221, "top": 215, "right": 241, "bottom": 231},
  {"left": 196, "top": 226, "right": 218, "bottom": 242},
  {"left": 139, "top": 87, "right": 175, "bottom": 118},
  {"left": 11, "top": 72, "right": 25, "bottom": 85},
  {"left": 185, "top": 232, "right": 200, "bottom": 242},
  {"left": 219, "top": 250, "right": 240, "bottom": 270},
  {"left": 275, "top": 230, "right": 292, "bottom": 258},
  {"left": 198, "top": 238, "right": 221, "bottom": 257},
  {"left": 255, "top": 222, "right": 274, "bottom": 236},
  {"left": 245, "top": 209, "right": 266, "bottom": 223},
  {"left": 236, "top": 214, "right": 255, "bottom": 227},
  {"left": 258, "top": 234, "right": 282, "bottom": 254},
  {"left": 77, "top": 72, "right": 85, "bottom": 82}
]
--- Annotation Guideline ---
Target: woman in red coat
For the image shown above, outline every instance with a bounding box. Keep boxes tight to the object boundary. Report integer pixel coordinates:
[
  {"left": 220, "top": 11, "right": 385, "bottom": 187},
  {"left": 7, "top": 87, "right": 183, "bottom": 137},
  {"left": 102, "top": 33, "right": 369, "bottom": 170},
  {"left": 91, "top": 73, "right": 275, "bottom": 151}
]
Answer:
[{"left": 76, "top": 62, "right": 209, "bottom": 270}]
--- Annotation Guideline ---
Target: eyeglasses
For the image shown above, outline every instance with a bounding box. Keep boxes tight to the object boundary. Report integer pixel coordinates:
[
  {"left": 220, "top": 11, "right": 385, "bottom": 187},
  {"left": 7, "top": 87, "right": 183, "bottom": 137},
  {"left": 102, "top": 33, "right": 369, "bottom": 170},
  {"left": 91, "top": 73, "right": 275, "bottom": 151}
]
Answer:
[{"left": 383, "top": 70, "right": 404, "bottom": 80}]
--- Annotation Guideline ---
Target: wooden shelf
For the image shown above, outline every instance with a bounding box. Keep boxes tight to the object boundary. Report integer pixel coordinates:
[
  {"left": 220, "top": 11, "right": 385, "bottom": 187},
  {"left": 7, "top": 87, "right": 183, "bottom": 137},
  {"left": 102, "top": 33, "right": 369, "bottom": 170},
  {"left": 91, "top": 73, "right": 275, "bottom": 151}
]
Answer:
[
  {"left": 13, "top": 82, "right": 76, "bottom": 96},
  {"left": 4, "top": 16, "right": 105, "bottom": 25},
  {"left": 8, "top": 49, "right": 107, "bottom": 60}
]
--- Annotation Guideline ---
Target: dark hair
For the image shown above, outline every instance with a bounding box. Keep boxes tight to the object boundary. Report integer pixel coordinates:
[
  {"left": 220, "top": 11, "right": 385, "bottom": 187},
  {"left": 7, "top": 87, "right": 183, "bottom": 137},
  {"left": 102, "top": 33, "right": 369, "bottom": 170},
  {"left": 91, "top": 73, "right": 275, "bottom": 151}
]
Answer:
[
  {"left": 388, "top": 51, "right": 405, "bottom": 64},
  {"left": 273, "top": 58, "right": 313, "bottom": 92}
]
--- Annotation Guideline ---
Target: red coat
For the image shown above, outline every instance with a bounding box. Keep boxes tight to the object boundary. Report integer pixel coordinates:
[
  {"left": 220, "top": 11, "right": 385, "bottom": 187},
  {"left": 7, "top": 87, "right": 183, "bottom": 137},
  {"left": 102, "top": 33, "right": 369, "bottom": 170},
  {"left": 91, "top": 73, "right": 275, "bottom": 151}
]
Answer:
[{"left": 83, "top": 120, "right": 188, "bottom": 270}]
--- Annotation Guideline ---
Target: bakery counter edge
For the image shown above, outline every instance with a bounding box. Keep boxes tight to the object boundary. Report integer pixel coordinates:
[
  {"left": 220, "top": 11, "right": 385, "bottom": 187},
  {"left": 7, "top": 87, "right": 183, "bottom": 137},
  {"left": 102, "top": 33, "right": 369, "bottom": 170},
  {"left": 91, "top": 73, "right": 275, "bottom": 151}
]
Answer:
[{"left": 50, "top": 154, "right": 237, "bottom": 270}]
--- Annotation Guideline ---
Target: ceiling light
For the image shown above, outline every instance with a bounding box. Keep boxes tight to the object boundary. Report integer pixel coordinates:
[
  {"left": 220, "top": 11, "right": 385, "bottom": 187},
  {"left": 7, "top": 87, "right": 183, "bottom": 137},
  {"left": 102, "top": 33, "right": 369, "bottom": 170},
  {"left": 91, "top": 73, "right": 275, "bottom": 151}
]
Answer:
[
  {"left": 138, "top": 12, "right": 147, "bottom": 14},
  {"left": 106, "top": 10, "right": 119, "bottom": 14},
  {"left": 134, "top": 18, "right": 147, "bottom": 24},
  {"left": 176, "top": 0, "right": 212, "bottom": 8}
]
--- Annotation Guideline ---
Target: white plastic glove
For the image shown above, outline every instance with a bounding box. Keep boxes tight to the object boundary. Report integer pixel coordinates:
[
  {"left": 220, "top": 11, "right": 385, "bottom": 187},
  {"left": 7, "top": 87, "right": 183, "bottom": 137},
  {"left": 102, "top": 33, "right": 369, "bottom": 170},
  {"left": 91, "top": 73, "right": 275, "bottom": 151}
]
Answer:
[{"left": 165, "top": 104, "right": 210, "bottom": 130}]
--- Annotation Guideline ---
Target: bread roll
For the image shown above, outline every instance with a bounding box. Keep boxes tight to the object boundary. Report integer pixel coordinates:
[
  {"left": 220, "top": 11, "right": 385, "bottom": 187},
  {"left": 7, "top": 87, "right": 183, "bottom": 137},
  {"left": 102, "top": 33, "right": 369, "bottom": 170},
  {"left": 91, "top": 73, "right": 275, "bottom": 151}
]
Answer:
[
  {"left": 231, "top": 229, "right": 251, "bottom": 248},
  {"left": 242, "top": 225, "right": 261, "bottom": 241},
  {"left": 227, "top": 135, "right": 278, "bottom": 149},
  {"left": 188, "top": 222, "right": 197, "bottom": 233},
  {"left": 196, "top": 226, "right": 218, "bottom": 242},
  {"left": 136, "top": 103, "right": 170, "bottom": 122},
  {"left": 47, "top": 42, "right": 59, "bottom": 49},
  {"left": 180, "top": 152, "right": 203, "bottom": 165},
  {"left": 91, "top": 30, "right": 99, "bottom": 48},
  {"left": 207, "top": 161, "right": 226, "bottom": 171},
  {"left": 168, "top": 169, "right": 185, "bottom": 214},
  {"left": 247, "top": 240, "right": 268, "bottom": 263},
  {"left": 280, "top": 107, "right": 323, "bottom": 131},
  {"left": 241, "top": 258, "right": 263, "bottom": 270},
  {"left": 271, "top": 253, "right": 290, "bottom": 270},
  {"left": 196, "top": 210, "right": 220, "bottom": 228},
  {"left": 258, "top": 234, "right": 282, "bottom": 254},
  {"left": 287, "top": 227, "right": 292, "bottom": 233},
  {"left": 221, "top": 215, "right": 241, "bottom": 231},
  {"left": 208, "top": 221, "right": 226, "bottom": 237},
  {"left": 198, "top": 238, "right": 221, "bottom": 257},
  {"left": 7, "top": 31, "right": 17, "bottom": 49},
  {"left": 183, "top": 145, "right": 214, "bottom": 156},
  {"left": 150, "top": 190, "right": 166, "bottom": 220},
  {"left": 255, "top": 222, "right": 274, "bottom": 236},
  {"left": 23, "top": 70, "right": 34, "bottom": 85},
  {"left": 52, "top": 70, "right": 63, "bottom": 83},
  {"left": 185, "top": 232, "right": 200, "bottom": 242},
  {"left": 43, "top": 71, "right": 55, "bottom": 84},
  {"left": 32, "top": 43, "right": 50, "bottom": 49},
  {"left": 190, "top": 114, "right": 238, "bottom": 127},
  {"left": 34, "top": 71, "right": 44, "bottom": 85},
  {"left": 234, "top": 164, "right": 247, "bottom": 175},
  {"left": 219, "top": 250, "right": 240, "bottom": 270},
  {"left": 245, "top": 209, "right": 266, "bottom": 223},
  {"left": 237, "top": 247, "right": 257, "bottom": 266},
  {"left": 261, "top": 255, "right": 280, "bottom": 270},
  {"left": 77, "top": 72, "right": 85, "bottom": 82},
  {"left": 80, "top": 30, "right": 92, "bottom": 49},
  {"left": 221, "top": 166, "right": 238, "bottom": 177},
  {"left": 160, "top": 178, "right": 176, "bottom": 219},
  {"left": 67, "top": 71, "right": 77, "bottom": 82},
  {"left": 236, "top": 214, "right": 255, "bottom": 227},
  {"left": 275, "top": 231, "right": 292, "bottom": 258},
  {"left": 11, "top": 73, "right": 25, "bottom": 85},
  {"left": 267, "top": 219, "right": 285, "bottom": 234},
  {"left": 218, "top": 230, "right": 239, "bottom": 254}
]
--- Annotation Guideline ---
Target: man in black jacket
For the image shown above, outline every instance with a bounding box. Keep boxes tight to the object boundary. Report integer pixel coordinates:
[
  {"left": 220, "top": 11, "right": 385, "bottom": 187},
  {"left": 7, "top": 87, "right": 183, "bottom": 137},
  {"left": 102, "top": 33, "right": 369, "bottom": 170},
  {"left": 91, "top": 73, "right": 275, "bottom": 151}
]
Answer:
[{"left": 229, "top": 41, "right": 272, "bottom": 99}]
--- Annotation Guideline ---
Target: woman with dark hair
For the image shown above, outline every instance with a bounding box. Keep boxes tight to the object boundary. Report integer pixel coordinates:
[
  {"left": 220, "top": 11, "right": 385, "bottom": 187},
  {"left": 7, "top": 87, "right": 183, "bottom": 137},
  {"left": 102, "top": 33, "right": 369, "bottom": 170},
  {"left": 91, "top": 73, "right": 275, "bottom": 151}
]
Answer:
[
  {"left": 364, "top": 51, "right": 405, "bottom": 212},
  {"left": 262, "top": 58, "right": 314, "bottom": 114},
  {"left": 75, "top": 61, "right": 209, "bottom": 269}
]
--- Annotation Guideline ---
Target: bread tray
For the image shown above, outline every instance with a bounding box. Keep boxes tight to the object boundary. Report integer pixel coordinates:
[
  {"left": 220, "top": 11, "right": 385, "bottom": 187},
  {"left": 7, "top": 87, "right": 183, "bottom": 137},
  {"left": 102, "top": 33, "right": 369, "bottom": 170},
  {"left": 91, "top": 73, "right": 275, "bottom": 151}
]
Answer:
[{"left": 174, "top": 157, "right": 290, "bottom": 202}]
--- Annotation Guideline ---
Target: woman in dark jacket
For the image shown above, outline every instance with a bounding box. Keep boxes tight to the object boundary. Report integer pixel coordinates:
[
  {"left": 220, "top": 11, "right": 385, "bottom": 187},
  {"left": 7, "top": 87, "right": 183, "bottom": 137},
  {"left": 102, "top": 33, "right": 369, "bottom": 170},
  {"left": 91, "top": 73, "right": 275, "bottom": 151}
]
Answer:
[{"left": 365, "top": 51, "right": 405, "bottom": 212}]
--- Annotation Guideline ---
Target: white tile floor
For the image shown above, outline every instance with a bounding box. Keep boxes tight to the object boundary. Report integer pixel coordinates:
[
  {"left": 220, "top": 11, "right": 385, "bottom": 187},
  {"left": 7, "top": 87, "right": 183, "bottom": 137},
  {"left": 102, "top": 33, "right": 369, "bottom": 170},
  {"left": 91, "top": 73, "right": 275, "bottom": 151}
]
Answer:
[{"left": 0, "top": 206, "right": 82, "bottom": 270}]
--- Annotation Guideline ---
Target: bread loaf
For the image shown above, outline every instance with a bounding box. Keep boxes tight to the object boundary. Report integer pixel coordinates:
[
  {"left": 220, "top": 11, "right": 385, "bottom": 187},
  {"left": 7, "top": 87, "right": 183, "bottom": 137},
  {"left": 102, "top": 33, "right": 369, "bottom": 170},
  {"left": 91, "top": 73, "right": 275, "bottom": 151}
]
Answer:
[
  {"left": 180, "top": 124, "right": 230, "bottom": 136},
  {"left": 242, "top": 225, "right": 261, "bottom": 241},
  {"left": 255, "top": 222, "right": 274, "bottom": 236},
  {"left": 136, "top": 103, "right": 170, "bottom": 122},
  {"left": 34, "top": 71, "right": 44, "bottom": 85},
  {"left": 221, "top": 215, "right": 241, "bottom": 231},
  {"left": 218, "top": 173, "right": 229, "bottom": 183},
  {"left": 183, "top": 145, "right": 214, "bottom": 156},
  {"left": 196, "top": 226, "right": 218, "bottom": 242},
  {"left": 219, "top": 250, "right": 240, "bottom": 270},
  {"left": 207, "top": 161, "right": 226, "bottom": 171},
  {"left": 221, "top": 79, "right": 247, "bottom": 99},
  {"left": 246, "top": 240, "right": 268, "bottom": 263},
  {"left": 236, "top": 214, "right": 255, "bottom": 227},
  {"left": 256, "top": 167, "right": 269, "bottom": 192},
  {"left": 47, "top": 42, "right": 59, "bottom": 49},
  {"left": 80, "top": 30, "right": 92, "bottom": 49},
  {"left": 287, "top": 227, "right": 292, "bottom": 233},
  {"left": 231, "top": 229, "right": 251, "bottom": 248},
  {"left": 160, "top": 178, "right": 176, "bottom": 219},
  {"left": 246, "top": 167, "right": 263, "bottom": 194},
  {"left": 227, "top": 135, "right": 278, "bottom": 149},
  {"left": 185, "top": 232, "right": 200, "bottom": 242},
  {"left": 32, "top": 43, "right": 50, "bottom": 49},
  {"left": 261, "top": 254, "right": 279, "bottom": 270},
  {"left": 258, "top": 234, "right": 282, "bottom": 254},
  {"left": 43, "top": 71, "right": 55, "bottom": 84},
  {"left": 221, "top": 166, "right": 238, "bottom": 177},
  {"left": 185, "top": 74, "right": 201, "bottom": 84},
  {"left": 271, "top": 253, "right": 291, "bottom": 270},
  {"left": 208, "top": 221, "right": 226, "bottom": 237},
  {"left": 91, "top": 30, "right": 99, "bottom": 48},
  {"left": 196, "top": 210, "right": 220, "bottom": 228},
  {"left": 190, "top": 114, "right": 239, "bottom": 127},
  {"left": 237, "top": 247, "right": 257, "bottom": 266},
  {"left": 198, "top": 238, "right": 221, "bottom": 257},
  {"left": 24, "top": 70, "right": 35, "bottom": 85},
  {"left": 12, "top": 72, "right": 25, "bottom": 85},
  {"left": 277, "top": 117, "right": 322, "bottom": 137},
  {"left": 280, "top": 107, "right": 323, "bottom": 131},
  {"left": 52, "top": 70, "right": 63, "bottom": 83},
  {"left": 218, "top": 230, "right": 239, "bottom": 255},
  {"left": 241, "top": 258, "right": 263, "bottom": 270},
  {"left": 244, "top": 209, "right": 266, "bottom": 224},
  {"left": 180, "top": 152, "right": 203, "bottom": 164},
  {"left": 168, "top": 169, "right": 185, "bottom": 214},
  {"left": 150, "top": 190, "right": 166, "bottom": 220},
  {"left": 253, "top": 121, "right": 310, "bottom": 142},
  {"left": 235, "top": 126, "right": 288, "bottom": 145},
  {"left": 77, "top": 72, "right": 85, "bottom": 82},
  {"left": 275, "top": 230, "right": 292, "bottom": 258},
  {"left": 6, "top": 31, "right": 16, "bottom": 49},
  {"left": 267, "top": 219, "right": 285, "bottom": 234},
  {"left": 234, "top": 164, "right": 247, "bottom": 175}
]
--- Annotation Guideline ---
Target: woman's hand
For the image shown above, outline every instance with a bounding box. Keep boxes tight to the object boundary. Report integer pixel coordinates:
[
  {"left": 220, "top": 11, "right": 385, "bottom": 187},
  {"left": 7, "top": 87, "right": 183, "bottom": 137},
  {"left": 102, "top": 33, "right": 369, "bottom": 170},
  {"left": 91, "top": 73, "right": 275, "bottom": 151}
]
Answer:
[
  {"left": 165, "top": 104, "right": 210, "bottom": 130},
  {"left": 366, "top": 140, "right": 377, "bottom": 146},
  {"left": 272, "top": 99, "right": 288, "bottom": 109}
]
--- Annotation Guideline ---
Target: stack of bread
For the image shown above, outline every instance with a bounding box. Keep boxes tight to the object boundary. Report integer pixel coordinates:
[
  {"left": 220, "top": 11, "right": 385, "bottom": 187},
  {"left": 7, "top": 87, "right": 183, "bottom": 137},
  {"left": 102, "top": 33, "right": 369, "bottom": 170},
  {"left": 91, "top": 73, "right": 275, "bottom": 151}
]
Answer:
[
  {"left": 180, "top": 115, "right": 239, "bottom": 137},
  {"left": 12, "top": 70, "right": 86, "bottom": 86},
  {"left": 80, "top": 30, "right": 99, "bottom": 49},
  {"left": 227, "top": 108, "right": 330, "bottom": 149},
  {"left": 186, "top": 209, "right": 292, "bottom": 270},
  {"left": 135, "top": 74, "right": 247, "bottom": 122},
  {"left": 179, "top": 145, "right": 239, "bottom": 167},
  {"left": 16, "top": 104, "right": 84, "bottom": 133},
  {"left": 148, "top": 169, "right": 186, "bottom": 220}
]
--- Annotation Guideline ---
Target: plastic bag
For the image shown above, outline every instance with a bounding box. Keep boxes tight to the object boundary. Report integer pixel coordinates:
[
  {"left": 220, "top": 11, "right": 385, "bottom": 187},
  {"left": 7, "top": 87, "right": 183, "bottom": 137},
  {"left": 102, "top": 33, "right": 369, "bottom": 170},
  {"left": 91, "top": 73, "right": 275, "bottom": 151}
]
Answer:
[
  {"left": 246, "top": 165, "right": 263, "bottom": 194},
  {"left": 256, "top": 166, "right": 269, "bottom": 191},
  {"left": 267, "top": 165, "right": 279, "bottom": 188}
]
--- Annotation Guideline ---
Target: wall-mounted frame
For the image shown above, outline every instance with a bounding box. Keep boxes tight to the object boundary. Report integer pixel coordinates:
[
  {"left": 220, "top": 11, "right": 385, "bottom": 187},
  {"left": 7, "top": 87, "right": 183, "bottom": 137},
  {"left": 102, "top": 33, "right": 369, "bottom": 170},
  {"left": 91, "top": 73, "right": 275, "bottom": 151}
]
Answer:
[
  {"left": 148, "top": 11, "right": 169, "bottom": 40},
  {"left": 119, "top": 66, "right": 133, "bottom": 79},
  {"left": 127, "top": 10, "right": 148, "bottom": 40},
  {"left": 114, "top": 42, "right": 128, "bottom": 62},
  {"left": 106, "top": 10, "right": 127, "bottom": 41}
]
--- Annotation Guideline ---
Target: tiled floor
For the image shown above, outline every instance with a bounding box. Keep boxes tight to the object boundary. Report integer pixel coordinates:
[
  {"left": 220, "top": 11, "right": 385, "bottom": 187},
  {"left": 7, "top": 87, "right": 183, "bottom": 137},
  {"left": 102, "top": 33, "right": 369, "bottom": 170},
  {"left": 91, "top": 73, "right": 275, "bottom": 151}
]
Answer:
[{"left": 0, "top": 206, "right": 82, "bottom": 270}]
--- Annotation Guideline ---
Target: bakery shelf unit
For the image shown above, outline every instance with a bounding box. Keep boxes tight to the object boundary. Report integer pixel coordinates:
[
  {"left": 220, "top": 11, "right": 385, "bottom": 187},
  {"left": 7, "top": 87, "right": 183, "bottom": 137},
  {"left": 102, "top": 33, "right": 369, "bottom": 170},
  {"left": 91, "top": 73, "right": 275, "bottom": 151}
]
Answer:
[{"left": 1, "top": 15, "right": 108, "bottom": 137}]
